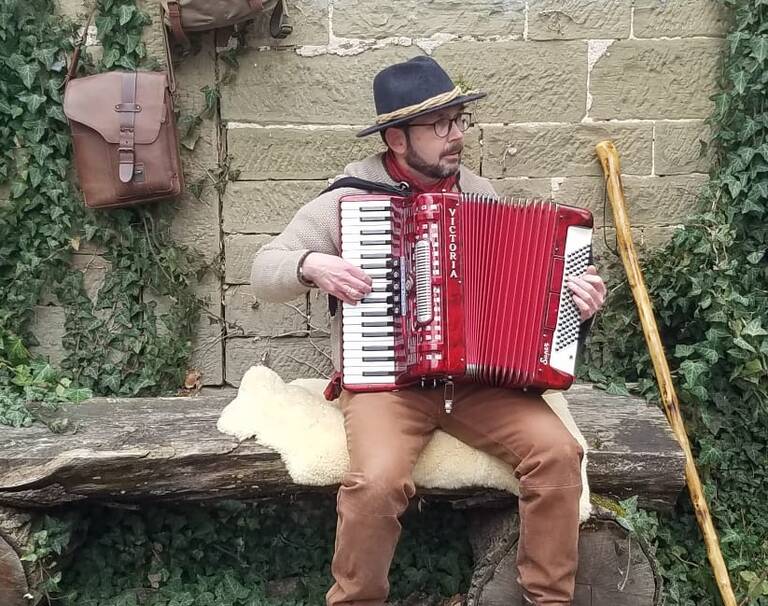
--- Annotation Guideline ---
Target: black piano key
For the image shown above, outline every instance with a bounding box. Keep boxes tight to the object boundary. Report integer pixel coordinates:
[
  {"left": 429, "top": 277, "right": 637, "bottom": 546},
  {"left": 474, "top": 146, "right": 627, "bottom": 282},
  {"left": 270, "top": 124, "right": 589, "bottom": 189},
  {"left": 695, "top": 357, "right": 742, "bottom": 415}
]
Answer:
[
  {"left": 360, "top": 253, "right": 391, "bottom": 259},
  {"left": 362, "top": 345, "right": 394, "bottom": 351},
  {"left": 371, "top": 272, "right": 394, "bottom": 280},
  {"left": 361, "top": 296, "right": 394, "bottom": 304},
  {"left": 362, "top": 331, "right": 394, "bottom": 337},
  {"left": 361, "top": 310, "right": 393, "bottom": 317},
  {"left": 362, "top": 370, "right": 395, "bottom": 377},
  {"left": 370, "top": 286, "right": 393, "bottom": 293},
  {"left": 363, "top": 356, "right": 395, "bottom": 362},
  {"left": 361, "top": 321, "right": 394, "bottom": 327},
  {"left": 361, "top": 239, "right": 391, "bottom": 246},
  {"left": 360, "top": 215, "right": 392, "bottom": 222},
  {"left": 360, "top": 229, "right": 392, "bottom": 236},
  {"left": 360, "top": 206, "right": 390, "bottom": 212},
  {"left": 360, "top": 262, "right": 392, "bottom": 269}
]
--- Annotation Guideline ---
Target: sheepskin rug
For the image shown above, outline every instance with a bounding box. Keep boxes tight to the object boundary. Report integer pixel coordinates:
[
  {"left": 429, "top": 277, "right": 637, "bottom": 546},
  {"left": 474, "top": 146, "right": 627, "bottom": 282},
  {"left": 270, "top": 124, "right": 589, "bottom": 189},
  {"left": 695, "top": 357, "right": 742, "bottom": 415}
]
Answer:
[{"left": 217, "top": 365, "right": 591, "bottom": 522}]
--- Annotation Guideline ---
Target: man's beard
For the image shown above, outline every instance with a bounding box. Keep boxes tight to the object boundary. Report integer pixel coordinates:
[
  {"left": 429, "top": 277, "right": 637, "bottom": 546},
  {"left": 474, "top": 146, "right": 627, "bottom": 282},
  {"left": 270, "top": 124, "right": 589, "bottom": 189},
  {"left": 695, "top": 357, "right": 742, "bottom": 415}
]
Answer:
[{"left": 404, "top": 139, "right": 462, "bottom": 180}]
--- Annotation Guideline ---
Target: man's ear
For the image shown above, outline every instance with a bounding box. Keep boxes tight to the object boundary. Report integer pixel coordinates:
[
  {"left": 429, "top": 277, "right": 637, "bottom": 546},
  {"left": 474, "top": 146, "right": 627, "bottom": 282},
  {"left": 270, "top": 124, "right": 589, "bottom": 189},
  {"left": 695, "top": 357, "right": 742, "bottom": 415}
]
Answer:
[{"left": 384, "top": 127, "right": 407, "bottom": 154}]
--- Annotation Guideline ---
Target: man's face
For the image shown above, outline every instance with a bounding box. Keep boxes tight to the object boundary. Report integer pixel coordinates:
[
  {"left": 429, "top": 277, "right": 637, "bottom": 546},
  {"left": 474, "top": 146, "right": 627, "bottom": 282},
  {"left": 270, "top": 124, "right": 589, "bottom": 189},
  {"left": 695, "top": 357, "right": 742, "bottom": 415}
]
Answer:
[{"left": 401, "top": 106, "right": 467, "bottom": 180}]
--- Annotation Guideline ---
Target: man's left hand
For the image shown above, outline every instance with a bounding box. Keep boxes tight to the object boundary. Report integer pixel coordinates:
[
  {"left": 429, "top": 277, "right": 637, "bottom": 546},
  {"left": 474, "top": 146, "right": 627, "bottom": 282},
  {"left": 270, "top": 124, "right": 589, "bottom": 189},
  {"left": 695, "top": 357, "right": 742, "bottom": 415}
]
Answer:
[{"left": 566, "top": 265, "right": 606, "bottom": 322}]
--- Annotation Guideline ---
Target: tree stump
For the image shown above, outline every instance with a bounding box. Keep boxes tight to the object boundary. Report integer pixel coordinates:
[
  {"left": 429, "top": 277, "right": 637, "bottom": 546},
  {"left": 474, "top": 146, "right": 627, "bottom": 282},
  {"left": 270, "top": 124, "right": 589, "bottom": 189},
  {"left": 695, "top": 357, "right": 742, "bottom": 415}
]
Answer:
[
  {"left": 0, "top": 505, "right": 87, "bottom": 606},
  {"left": 466, "top": 506, "right": 660, "bottom": 606},
  {"left": 0, "top": 506, "right": 33, "bottom": 606}
]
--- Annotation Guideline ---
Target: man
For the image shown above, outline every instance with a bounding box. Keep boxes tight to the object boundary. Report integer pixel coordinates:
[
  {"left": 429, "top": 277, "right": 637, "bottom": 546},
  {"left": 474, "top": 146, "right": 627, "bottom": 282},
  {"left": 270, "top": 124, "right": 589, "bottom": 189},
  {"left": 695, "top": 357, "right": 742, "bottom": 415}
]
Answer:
[{"left": 250, "top": 56, "right": 607, "bottom": 606}]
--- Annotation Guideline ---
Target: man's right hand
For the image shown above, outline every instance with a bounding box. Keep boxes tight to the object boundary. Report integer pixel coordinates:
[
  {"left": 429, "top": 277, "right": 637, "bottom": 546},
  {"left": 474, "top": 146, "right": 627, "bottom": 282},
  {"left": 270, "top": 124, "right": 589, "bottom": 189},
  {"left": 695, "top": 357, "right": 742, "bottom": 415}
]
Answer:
[{"left": 301, "top": 252, "right": 373, "bottom": 305}]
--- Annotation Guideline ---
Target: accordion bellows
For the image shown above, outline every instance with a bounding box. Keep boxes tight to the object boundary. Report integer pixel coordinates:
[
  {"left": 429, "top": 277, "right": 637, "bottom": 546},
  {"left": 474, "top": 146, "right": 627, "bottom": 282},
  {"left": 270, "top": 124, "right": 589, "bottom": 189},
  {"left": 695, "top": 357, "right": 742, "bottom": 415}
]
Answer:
[{"left": 339, "top": 192, "right": 593, "bottom": 393}]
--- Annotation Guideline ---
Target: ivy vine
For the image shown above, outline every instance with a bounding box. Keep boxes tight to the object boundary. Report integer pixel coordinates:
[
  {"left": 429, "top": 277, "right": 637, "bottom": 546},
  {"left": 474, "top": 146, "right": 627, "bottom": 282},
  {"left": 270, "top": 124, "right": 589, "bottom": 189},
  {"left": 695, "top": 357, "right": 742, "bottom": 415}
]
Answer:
[
  {"left": 582, "top": 0, "right": 768, "bottom": 602},
  {"left": 0, "top": 0, "right": 206, "bottom": 428},
  {"left": 53, "top": 498, "right": 472, "bottom": 606}
]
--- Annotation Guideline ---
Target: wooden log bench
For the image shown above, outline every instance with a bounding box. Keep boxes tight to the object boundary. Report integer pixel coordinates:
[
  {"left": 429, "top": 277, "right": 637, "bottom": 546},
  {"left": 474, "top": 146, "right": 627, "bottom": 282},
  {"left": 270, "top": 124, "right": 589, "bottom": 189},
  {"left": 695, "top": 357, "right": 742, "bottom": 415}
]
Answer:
[{"left": 0, "top": 384, "right": 685, "bottom": 605}]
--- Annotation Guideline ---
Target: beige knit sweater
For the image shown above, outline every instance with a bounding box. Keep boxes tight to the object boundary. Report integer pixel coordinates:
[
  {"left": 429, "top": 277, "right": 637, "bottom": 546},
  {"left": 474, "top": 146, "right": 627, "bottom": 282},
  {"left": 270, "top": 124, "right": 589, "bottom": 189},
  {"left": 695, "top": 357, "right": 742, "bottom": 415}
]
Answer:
[{"left": 250, "top": 152, "right": 498, "bottom": 370}]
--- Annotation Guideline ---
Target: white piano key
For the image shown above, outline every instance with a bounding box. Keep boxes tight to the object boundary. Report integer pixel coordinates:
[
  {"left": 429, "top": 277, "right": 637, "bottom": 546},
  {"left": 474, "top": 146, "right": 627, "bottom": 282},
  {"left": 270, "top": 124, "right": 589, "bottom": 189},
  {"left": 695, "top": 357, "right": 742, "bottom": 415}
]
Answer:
[
  {"left": 343, "top": 312, "right": 395, "bottom": 320},
  {"left": 342, "top": 245, "right": 392, "bottom": 254},
  {"left": 341, "top": 225, "right": 392, "bottom": 234},
  {"left": 341, "top": 201, "right": 392, "bottom": 209},
  {"left": 342, "top": 237, "right": 393, "bottom": 244},
  {"left": 343, "top": 253, "right": 393, "bottom": 260},
  {"left": 341, "top": 334, "right": 395, "bottom": 344},
  {"left": 343, "top": 349, "right": 396, "bottom": 356},
  {"left": 343, "top": 375, "right": 397, "bottom": 385},
  {"left": 342, "top": 314, "right": 394, "bottom": 323}
]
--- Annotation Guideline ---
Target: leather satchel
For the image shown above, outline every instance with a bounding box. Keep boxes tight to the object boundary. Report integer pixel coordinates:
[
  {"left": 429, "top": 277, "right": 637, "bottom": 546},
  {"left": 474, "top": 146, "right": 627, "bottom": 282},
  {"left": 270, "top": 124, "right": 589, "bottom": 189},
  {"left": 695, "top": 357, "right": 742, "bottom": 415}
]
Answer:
[
  {"left": 161, "top": 0, "right": 291, "bottom": 46},
  {"left": 63, "top": 27, "right": 184, "bottom": 209}
]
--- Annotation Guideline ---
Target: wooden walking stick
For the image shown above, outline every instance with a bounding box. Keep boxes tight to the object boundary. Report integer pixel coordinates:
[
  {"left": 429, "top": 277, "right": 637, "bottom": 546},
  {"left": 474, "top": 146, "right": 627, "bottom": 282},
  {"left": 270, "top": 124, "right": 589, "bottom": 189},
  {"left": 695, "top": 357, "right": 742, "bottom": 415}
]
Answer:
[{"left": 595, "top": 140, "right": 737, "bottom": 606}]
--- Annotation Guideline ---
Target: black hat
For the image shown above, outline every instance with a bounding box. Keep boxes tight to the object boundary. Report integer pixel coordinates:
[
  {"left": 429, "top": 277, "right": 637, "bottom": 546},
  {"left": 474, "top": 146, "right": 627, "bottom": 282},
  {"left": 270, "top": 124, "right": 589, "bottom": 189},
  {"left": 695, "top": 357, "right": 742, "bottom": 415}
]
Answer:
[{"left": 356, "top": 56, "right": 486, "bottom": 138}]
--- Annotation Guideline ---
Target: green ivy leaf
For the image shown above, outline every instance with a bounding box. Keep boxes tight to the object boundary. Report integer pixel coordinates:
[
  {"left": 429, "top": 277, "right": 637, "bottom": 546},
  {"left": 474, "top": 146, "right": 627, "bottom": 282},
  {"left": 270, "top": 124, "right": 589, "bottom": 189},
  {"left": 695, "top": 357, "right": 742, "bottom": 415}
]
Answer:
[
  {"left": 59, "top": 386, "right": 92, "bottom": 403},
  {"left": 6, "top": 336, "right": 30, "bottom": 366},
  {"left": 679, "top": 359, "right": 708, "bottom": 386},
  {"left": 118, "top": 4, "right": 136, "bottom": 25},
  {"left": 750, "top": 35, "right": 768, "bottom": 63},
  {"left": 742, "top": 318, "right": 768, "bottom": 337},
  {"left": 124, "top": 33, "right": 141, "bottom": 54},
  {"left": 29, "top": 165, "right": 42, "bottom": 187},
  {"left": 733, "top": 336, "right": 757, "bottom": 353},
  {"left": 15, "top": 62, "right": 40, "bottom": 89},
  {"left": 731, "top": 70, "right": 749, "bottom": 95},
  {"left": 747, "top": 249, "right": 765, "bottom": 263},
  {"left": 10, "top": 180, "right": 27, "bottom": 198}
]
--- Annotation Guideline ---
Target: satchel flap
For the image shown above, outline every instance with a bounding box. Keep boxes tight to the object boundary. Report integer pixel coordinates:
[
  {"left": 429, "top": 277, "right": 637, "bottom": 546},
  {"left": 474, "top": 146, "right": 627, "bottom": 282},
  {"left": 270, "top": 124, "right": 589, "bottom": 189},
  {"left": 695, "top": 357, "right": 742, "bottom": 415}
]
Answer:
[{"left": 64, "top": 71, "right": 169, "bottom": 145}]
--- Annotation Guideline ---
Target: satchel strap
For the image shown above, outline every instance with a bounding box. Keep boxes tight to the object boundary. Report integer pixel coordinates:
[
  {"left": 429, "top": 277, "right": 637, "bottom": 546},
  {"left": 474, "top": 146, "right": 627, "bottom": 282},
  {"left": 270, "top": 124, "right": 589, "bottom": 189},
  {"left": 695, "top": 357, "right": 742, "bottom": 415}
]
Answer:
[
  {"left": 66, "top": 9, "right": 95, "bottom": 83},
  {"left": 117, "top": 71, "right": 139, "bottom": 183},
  {"left": 160, "top": 8, "right": 178, "bottom": 93},
  {"left": 165, "top": 1, "right": 191, "bottom": 48}
]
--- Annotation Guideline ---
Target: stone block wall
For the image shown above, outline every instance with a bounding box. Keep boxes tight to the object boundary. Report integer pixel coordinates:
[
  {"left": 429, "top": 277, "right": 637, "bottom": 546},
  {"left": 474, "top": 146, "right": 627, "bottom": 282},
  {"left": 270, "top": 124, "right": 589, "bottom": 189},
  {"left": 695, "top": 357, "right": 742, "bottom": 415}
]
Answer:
[{"left": 44, "top": 0, "right": 730, "bottom": 386}]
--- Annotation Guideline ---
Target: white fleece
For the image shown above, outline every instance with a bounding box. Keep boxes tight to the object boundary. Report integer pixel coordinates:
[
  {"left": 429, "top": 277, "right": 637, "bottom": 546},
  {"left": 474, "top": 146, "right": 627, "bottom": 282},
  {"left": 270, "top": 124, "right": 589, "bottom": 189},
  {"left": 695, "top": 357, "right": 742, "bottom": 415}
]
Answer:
[{"left": 217, "top": 365, "right": 591, "bottom": 522}]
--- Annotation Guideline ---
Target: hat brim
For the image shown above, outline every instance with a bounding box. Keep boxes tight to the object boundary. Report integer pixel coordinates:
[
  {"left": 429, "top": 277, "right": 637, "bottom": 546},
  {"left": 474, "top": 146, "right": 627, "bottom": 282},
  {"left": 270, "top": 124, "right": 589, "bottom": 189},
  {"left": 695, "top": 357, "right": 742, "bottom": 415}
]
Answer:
[{"left": 356, "top": 92, "right": 487, "bottom": 138}]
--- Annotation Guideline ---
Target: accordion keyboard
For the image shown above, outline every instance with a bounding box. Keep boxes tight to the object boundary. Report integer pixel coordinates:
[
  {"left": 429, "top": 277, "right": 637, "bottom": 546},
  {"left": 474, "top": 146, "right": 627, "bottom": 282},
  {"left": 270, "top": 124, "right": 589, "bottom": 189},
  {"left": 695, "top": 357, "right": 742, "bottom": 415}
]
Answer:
[{"left": 340, "top": 198, "right": 401, "bottom": 385}]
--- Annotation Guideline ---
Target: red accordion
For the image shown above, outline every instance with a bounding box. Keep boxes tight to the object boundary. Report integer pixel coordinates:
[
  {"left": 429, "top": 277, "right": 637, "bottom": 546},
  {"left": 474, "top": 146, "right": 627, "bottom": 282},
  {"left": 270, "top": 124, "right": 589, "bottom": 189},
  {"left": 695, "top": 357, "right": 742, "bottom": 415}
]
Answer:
[{"left": 339, "top": 192, "right": 593, "bottom": 397}]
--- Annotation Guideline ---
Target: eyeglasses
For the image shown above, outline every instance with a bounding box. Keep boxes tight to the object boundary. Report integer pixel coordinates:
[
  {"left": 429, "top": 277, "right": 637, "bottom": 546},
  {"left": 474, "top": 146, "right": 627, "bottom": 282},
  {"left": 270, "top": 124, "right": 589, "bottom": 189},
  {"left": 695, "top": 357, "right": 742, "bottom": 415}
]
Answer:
[{"left": 407, "top": 112, "right": 473, "bottom": 138}]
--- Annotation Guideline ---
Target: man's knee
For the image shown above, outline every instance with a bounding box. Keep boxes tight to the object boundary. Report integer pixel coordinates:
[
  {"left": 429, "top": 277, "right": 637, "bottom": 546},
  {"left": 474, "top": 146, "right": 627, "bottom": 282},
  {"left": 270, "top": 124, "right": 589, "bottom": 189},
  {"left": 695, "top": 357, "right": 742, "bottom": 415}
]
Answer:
[
  {"left": 520, "top": 432, "right": 584, "bottom": 487},
  {"left": 339, "top": 466, "right": 415, "bottom": 515}
]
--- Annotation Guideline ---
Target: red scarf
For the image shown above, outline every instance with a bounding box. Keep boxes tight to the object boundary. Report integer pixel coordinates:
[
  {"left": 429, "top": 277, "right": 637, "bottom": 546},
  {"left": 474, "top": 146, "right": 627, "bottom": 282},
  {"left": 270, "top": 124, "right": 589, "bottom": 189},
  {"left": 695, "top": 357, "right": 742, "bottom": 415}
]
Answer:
[{"left": 384, "top": 150, "right": 458, "bottom": 194}]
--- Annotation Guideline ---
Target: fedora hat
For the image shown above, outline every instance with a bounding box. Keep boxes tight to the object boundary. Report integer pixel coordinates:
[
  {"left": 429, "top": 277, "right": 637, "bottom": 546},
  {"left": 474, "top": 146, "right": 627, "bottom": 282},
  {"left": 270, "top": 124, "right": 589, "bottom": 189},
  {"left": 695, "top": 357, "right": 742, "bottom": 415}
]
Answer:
[{"left": 356, "top": 56, "right": 486, "bottom": 138}]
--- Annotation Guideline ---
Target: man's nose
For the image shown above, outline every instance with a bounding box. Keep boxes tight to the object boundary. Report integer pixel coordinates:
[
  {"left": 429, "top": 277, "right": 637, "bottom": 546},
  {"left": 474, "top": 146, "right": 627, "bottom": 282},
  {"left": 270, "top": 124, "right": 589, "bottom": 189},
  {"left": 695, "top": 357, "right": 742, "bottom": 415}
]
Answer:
[{"left": 447, "top": 120, "right": 464, "bottom": 142}]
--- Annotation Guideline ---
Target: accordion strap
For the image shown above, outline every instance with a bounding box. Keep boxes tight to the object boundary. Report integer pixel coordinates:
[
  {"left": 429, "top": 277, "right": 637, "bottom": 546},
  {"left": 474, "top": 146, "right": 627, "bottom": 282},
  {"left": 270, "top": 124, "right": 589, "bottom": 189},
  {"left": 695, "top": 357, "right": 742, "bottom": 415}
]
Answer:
[{"left": 321, "top": 177, "right": 411, "bottom": 196}]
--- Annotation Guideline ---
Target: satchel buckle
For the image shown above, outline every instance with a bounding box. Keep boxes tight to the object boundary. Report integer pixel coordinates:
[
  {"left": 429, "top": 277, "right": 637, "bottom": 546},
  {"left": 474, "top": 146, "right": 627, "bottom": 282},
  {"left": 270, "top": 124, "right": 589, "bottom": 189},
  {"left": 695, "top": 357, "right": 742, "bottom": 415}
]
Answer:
[{"left": 118, "top": 126, "right": 135, "bottom": 183}]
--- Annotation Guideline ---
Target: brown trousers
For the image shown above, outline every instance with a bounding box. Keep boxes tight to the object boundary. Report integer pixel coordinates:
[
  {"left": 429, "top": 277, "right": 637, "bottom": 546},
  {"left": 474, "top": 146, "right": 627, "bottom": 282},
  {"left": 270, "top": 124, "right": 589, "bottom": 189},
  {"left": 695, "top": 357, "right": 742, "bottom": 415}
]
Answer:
[{"left": 325, "top": 384, "right": 584, "bottom": 606}]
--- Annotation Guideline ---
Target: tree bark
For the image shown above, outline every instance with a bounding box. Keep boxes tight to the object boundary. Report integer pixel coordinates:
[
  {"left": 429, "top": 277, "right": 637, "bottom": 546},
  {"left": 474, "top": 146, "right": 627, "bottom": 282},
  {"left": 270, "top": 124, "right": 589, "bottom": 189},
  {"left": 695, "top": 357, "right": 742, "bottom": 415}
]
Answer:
[
  {"left": 0, "top": 385, "right": 685, "bottom": 511},
  {"left": 0, "top": 507, "right": 33, "bottom": 606},
  {"left": 466, "top": 506, "right": 661, "bottom": 605}
]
